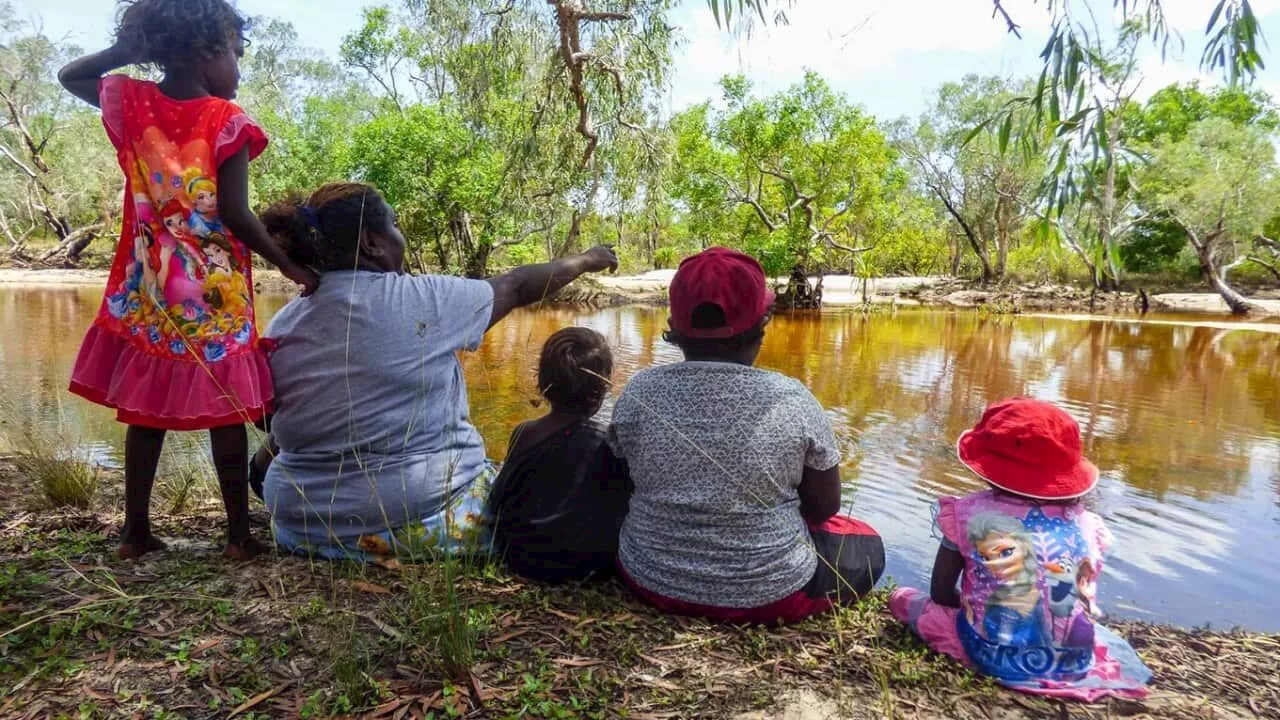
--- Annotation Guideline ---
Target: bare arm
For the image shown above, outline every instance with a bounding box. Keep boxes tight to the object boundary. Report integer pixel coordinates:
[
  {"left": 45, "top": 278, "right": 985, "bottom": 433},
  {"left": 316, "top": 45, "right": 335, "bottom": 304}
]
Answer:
[
  {"left": 484, "top": 245, "right": 617, "bottom": 329},
  {"left": 930, "top": 545, "right": 965, "bottom": 608},
  {"left": 57, "top": 43, "right": 142, "bottom": 106},
  {"left": 218, "top": 147, "right": 320, "bottom": 296},
  {"left": 797, "top": 464, "right": 842, "bottom": 525}
]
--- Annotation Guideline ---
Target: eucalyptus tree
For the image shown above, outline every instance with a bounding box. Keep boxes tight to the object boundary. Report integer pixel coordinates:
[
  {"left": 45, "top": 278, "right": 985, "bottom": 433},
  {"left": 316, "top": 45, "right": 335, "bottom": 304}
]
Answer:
[
  {"left": 0, "top": 4, "right": 117, "bottom": 261},
  {"left": 1142, "top": 119, "right": 1280, "bottom": 314},
  {"left": 900, "top": 76, "right": 1041, "bottom": 283},
  {"left": 340, "top": 0, "right": 673, "bottom": 276},
  {"left": 673, "top": 73, "right": 906, "bottom": 276}
]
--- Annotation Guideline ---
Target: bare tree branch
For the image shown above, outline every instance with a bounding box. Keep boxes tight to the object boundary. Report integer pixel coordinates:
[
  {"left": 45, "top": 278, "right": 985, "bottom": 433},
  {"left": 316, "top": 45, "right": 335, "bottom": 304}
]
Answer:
[
  {"left": 991, "top": 0, "right": 1021, "bottom": 38},
  {"left": 38, "top": 223, "right": 103, "bottom": 262},
  {"left": 550, "top": 1, "right": 631, "bottom": 168},
  {"left": 707, "top": 169, "right": 780, "bottom": 232}
]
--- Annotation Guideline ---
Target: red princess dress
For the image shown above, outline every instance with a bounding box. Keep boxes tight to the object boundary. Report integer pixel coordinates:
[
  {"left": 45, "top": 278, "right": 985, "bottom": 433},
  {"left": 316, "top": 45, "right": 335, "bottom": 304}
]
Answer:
[{"left": 69, "top": 75, "right": 272, "bottom": 430}]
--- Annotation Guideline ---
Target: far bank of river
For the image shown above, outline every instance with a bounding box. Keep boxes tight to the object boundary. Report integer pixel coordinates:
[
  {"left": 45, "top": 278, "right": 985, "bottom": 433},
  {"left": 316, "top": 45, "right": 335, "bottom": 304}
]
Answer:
[{"left": 4, "top": 267, "right": 1280, "bottom": 320}]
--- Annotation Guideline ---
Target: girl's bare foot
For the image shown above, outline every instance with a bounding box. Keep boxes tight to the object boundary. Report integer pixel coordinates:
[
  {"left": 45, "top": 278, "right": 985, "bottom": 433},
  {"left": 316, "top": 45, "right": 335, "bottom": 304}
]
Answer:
[
  {"left": 117, "top": 534, "right": 167, "bottom": 559},
  {"left": 223, "top": 536, "right": 266, "bottom": 561}
]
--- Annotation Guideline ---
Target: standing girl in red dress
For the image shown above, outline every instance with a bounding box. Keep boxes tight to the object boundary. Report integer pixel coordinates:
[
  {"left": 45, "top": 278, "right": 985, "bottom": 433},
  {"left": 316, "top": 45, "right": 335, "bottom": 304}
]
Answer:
[{"left": 58, "top": 0, "right": 318, "bottom": 559}]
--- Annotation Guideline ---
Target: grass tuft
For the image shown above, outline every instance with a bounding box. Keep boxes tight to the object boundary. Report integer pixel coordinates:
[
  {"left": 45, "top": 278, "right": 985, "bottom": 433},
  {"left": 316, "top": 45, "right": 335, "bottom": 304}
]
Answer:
[
  {"left": 155, "top": 454, "right": 217, "bottom": 515},
  {"left": 8, "top": 430, "right": 99, "bottom": 509}
]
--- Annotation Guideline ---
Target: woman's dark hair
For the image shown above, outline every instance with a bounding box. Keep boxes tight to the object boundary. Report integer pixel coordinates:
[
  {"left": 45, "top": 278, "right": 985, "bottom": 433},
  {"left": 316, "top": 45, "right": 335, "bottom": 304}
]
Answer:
[
  {"left": 116, "top": 0, "right": 249, "bottom": 70},
  {"left": 538, "top": 328, "right": 613, "bottom": 415},
  {"left": 662, "top": 303, "right": 770, "bottom": 358},
  {"left": 260, "top": 183, "right": 394, "bottom": 272}
]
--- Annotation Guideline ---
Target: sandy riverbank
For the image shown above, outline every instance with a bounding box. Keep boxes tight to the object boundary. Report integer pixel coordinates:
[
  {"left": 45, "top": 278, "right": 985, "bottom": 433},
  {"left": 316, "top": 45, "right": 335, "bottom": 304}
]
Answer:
[{"left": 5, "top": 267, "right": 1280, "bottom": 319}]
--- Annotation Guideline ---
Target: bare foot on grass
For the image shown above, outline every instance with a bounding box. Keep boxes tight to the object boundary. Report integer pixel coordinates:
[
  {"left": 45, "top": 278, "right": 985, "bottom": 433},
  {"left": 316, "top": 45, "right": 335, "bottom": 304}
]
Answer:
[
  {"left": 223, "top": 537, "right": 266, "bottom": 561},
  {"left": 117, "top": 534, "right": 167, "bottom": 560}
]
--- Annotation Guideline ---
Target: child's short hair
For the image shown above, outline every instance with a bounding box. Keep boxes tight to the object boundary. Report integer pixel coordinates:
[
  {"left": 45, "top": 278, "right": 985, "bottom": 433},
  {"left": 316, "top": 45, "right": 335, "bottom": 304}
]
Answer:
[
  {"left": 116, "top": 0, "right": 248, "bottom": 70},
  {"left": 538, "top": 327, "right": 613, "bottom": 415}
]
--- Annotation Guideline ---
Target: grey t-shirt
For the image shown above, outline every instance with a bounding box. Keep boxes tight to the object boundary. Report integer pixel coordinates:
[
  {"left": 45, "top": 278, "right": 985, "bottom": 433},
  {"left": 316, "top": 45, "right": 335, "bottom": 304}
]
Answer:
[
  {"left": 608, "top": 362, "right": 841, "bottom": 608},
  {"left": 263, "top": 270, "right": 494, "bottom": 545}
]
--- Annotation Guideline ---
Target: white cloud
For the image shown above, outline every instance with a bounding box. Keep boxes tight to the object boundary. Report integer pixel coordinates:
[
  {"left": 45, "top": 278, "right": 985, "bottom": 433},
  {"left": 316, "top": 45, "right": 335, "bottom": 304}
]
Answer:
[
  {"left": 668, "top": 0, "right": 1019, "bottom": 109},
  {"left": 668, "top": 0, "right": 1280, "bottom": 118}
]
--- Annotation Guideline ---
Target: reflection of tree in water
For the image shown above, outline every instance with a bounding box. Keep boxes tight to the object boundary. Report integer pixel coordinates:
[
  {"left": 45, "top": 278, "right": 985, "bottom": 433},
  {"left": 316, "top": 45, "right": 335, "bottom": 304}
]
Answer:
[
  {"left": 757, "top": 311, "right": 1275, "bottom": 503},
  {"left": 0, "top": 288, "right": 116, "bottom": 450}
]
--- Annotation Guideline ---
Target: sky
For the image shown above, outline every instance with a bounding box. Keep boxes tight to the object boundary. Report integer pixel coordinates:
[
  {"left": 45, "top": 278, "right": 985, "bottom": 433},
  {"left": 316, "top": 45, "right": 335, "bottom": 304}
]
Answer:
[{"left": 21, "top": 0, "right": 1280, "bottom": 121}]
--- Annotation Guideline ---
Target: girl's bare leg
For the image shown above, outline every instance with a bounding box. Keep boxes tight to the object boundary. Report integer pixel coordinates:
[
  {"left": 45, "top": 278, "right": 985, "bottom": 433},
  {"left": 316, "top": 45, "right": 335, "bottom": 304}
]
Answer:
[
  {"left": 209, "top": 424, "right": 262, "bottom": 560},
  {"left": 120, "top": 425, "right": 168, "bottom": 559}
]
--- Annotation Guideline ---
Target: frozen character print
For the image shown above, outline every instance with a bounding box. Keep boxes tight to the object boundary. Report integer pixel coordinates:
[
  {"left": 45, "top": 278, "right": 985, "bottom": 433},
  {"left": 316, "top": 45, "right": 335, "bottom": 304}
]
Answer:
[
  {"left": 1058, "top": 558, "right": 1099, "bottom": 648},
  {"left": 1043, "top": 556, "right": 1079, "bottom": 619},
  {"left": 968, "top": 512, "right": 1050, "bottom": 647}
]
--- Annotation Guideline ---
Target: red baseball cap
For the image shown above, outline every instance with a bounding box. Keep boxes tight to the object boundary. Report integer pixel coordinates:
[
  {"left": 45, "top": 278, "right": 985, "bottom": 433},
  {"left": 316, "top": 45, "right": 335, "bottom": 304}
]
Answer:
[
  {"left": 956, "top": 397, "right": 1099, "bottom": 500},
  {"left": 669, "top": 247, "right": 775, "bottom": 339}
]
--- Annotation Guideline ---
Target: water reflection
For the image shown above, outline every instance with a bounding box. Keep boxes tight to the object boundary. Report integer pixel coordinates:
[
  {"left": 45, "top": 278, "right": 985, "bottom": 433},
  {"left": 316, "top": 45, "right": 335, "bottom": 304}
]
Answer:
[{"left": 1, "top": 288, "right": 1277, "bottom": 630}]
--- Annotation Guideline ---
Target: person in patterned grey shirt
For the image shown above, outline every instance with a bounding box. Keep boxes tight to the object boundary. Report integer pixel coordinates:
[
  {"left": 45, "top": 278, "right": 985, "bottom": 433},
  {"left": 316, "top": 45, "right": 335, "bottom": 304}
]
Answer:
[{"left": 609, "top": 247, "right": 885, "bottom": 625}]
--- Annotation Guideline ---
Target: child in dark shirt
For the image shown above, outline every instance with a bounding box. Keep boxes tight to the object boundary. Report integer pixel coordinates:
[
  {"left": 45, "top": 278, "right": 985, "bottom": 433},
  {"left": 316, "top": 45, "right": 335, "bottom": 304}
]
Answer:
[{"left": 485, "top": 327, "right": 631, "bottom": 582}]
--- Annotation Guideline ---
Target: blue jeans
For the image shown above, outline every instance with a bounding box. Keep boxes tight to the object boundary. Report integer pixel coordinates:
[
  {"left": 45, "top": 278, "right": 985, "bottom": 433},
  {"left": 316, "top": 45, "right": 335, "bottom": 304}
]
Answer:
[{"left": 271, "top": 463, "right": 495, "bottom": 563}]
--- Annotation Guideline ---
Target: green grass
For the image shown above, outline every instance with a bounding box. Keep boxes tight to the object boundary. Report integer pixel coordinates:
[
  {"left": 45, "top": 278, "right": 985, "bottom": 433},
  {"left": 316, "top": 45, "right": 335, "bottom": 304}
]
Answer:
[
  {"left": 155, "top": 438, "right": 219, "bottom": 515},
  {"left": 7, "top": 430, "right": 99, "bottom": 509}
]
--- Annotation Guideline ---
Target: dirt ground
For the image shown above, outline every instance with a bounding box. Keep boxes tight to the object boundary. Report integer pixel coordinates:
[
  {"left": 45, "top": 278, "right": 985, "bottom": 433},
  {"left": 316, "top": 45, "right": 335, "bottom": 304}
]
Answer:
[{"left": 1, "top": 458, "right": 1277, "bottom": 720}]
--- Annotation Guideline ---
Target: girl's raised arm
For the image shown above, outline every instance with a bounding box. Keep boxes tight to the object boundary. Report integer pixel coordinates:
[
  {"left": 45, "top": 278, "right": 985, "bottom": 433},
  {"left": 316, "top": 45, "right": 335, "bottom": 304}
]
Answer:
[
  {"left": 57, "top": 44, "right": 144, "bottom": 107},
  {"left": 218, "top": 147, "right": 320, "bottom": 296}
]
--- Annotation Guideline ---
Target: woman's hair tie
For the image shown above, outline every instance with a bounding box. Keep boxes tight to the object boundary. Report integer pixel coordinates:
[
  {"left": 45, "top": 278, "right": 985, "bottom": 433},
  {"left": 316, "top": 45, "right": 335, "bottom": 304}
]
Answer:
[{"left": 299, "top": 205, "right": 321, "bottom": 231}]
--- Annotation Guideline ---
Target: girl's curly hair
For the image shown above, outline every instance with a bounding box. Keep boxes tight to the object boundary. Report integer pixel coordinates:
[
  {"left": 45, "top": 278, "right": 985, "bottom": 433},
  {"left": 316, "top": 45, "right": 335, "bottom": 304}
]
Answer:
[{"left": 115, "top": 0, "right": 249, "bottom": 70}]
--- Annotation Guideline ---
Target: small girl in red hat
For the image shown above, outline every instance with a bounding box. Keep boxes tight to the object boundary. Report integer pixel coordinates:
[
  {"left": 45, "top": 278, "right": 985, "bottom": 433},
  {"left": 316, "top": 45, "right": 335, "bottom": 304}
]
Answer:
[{"left": 889, "top": 398, "right": 1152, "bottom": 702}]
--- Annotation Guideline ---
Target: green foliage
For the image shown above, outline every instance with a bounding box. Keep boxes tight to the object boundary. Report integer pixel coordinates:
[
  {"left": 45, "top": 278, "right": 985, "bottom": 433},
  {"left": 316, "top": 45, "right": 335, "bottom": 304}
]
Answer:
[
  {"left": 0, "top": 7, "right": 120, "bottom": 257},
  {"left": 239, "top": 18, "right": 374, "bottom": 203},
  {"left": 900, "top": 75, "right": 1042, "bottom": 282},
  {"left": 1127, "top": 82, "right": 1278, "bottom": 144},
  {"left": 671, "top": 72, "right": 926, "bottom": 276},
  {"left": 11, "top": 0, "right": 1278, "bottom": 296},
  {"left": 1142, "top": 117, "right": 1280, "bottom": 303},
  {"left": 1122, "top": 215, "right": 1191, "bottom": 274}
]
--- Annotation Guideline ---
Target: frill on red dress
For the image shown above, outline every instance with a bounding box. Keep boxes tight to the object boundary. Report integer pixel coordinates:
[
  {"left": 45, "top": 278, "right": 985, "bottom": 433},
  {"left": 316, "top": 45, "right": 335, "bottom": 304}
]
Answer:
[{"left": 70, "top": 323, "right": 273, "bottom": 431}]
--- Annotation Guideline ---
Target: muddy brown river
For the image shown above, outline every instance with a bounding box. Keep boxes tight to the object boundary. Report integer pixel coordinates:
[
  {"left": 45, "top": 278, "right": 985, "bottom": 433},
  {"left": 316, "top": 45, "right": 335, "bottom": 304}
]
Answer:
[{"left": 2, "top": 285, "right": 1278, "bottom": 631}]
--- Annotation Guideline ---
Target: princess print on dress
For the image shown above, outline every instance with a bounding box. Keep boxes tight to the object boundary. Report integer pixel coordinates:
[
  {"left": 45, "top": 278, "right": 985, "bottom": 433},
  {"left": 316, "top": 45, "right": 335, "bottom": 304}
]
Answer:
[
  {"left": 201, "top": 231, "right": 250, "bottom": 318},
  {"left": 184, "top": 170, "right": 223, "bottom": 238}
]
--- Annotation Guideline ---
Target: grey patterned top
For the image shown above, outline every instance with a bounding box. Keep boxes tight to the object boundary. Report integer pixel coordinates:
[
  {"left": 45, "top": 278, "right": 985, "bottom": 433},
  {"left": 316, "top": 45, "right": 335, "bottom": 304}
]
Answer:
[{"left": 608, "top": 362, "right": 841, "bottom": 608}]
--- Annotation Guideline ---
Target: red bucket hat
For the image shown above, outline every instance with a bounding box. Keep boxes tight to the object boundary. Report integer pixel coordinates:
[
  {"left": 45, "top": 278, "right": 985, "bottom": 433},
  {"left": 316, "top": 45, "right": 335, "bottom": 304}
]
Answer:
[
  {"left": 669, "top": 247, "right": 775, "bottom": 339},
  {"left": 956, "top": 397, "right": 1099, "bottom": 500}
]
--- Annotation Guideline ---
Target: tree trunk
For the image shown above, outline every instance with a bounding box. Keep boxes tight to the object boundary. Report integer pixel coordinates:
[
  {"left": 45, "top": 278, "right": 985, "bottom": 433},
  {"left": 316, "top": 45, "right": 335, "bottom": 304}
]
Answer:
[
  {"left": 449, "top": 209, "right": 488, "bottom": 278},
  {"left": 932, "top": 186, "right": 992, "bottom": 283},
  {"left": 977, "top": 248, "right": 994, "bottom": 284},
  {"left": 1197, "top": 244, "right": 1252, "bottom": 315},
  {"left": 38, "top": 223, "right": 103, "bottom": 264},
  {"left": 994, "top": 198, "right": 1009, "bottom": 280},
  {"left": 432, "top": 232, "right": 450, "bottom": 270},
  {"left": 562, "top": 209, "right": 585, "bottom": 258}
]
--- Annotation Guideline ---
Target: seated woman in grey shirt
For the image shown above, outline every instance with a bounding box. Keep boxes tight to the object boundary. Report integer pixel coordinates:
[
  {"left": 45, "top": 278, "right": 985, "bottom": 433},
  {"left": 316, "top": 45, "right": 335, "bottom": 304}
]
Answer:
[
  {"left": 609, "top": 247, "right": 885, "bottom": 624},
  {"left": 251, "top": 182, "right": 616, "bottom": 562}
]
